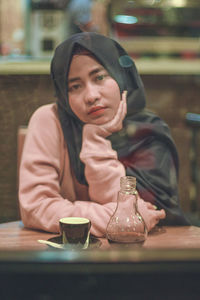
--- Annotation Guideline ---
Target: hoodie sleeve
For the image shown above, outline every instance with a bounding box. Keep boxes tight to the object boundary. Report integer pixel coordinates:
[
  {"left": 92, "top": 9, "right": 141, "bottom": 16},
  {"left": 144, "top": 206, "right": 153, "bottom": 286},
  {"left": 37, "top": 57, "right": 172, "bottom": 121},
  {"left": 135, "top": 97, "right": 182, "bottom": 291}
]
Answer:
[
  {"left": 80, "top": 124, "right": 126, "bottom": 203},
  {"left": 18, "top": 105, "right": 117, "bottom": 237}
]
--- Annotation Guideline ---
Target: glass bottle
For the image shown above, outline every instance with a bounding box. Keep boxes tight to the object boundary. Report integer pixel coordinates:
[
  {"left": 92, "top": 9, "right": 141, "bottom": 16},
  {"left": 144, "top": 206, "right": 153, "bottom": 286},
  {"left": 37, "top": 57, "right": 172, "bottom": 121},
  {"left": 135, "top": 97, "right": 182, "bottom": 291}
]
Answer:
[{"left": 106, "top": 176, "right": 147, "bottom": 244}]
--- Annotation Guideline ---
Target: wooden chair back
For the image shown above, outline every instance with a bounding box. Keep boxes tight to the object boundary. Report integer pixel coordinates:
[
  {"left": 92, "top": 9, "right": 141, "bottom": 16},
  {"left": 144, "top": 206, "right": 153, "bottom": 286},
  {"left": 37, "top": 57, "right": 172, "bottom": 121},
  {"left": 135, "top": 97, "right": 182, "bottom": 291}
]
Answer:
[{"left": 17, "top": 126, "right": 28, "bottom": 179}]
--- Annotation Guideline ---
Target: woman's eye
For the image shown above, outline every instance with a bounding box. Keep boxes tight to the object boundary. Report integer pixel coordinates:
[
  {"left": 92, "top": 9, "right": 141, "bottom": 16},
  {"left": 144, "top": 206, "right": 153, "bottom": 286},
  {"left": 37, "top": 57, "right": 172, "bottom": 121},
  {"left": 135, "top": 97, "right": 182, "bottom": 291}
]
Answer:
[
  {"left": 68, "top": 84, "right": 81, "bottom": 92},
  {"left": 96, "top": 74, "right": 107, "bottom": 81}
]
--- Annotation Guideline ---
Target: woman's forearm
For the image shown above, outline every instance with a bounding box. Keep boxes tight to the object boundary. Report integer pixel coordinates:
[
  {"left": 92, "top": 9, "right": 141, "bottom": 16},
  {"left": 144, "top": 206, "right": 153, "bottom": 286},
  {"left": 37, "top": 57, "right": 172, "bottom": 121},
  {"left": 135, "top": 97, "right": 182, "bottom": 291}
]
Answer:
[{"left": 80, "top": 126, "right": 125, "bottom": 203}]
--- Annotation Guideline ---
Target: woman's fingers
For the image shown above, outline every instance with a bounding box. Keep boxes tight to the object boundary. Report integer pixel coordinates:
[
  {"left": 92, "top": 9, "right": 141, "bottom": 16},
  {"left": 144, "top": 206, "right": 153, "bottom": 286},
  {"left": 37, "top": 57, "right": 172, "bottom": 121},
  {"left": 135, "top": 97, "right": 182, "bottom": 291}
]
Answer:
[
  {"left": 138, "top": 198, "right": 166, "bottom": 232},
  {"left": 103, "top": 90, "right": 127, "bottom": 133},
  {"left": 151, "top": 209, "right": 166, "bottom": 228},
  {"left": 122, "top": 90, "right": 128, "bottom": 106},
  {"left": 156, "top": 209, "right": 166, "bottom": 219},
  {"left": 121, "top": 90, "right": 127, "bottom": 121},
  {"left": 145, "top": 202, "right": 157, "bottom": 210},
  {"left": 120, "top": 90, "right": 127, "bottom": 118}
]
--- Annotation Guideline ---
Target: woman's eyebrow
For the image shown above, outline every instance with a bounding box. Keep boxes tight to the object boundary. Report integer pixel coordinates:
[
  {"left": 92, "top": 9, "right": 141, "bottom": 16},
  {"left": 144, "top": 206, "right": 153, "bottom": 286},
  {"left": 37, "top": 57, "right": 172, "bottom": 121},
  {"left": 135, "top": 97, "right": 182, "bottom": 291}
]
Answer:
[
  {"left": 68, "top": 77, "right": 80, "bottom": 84},
  {"left": 68, "top": 67, "right": 105, "bottom": 84},
  {"left": 89, "top": 67, "right": 104, "bottom": 76}
]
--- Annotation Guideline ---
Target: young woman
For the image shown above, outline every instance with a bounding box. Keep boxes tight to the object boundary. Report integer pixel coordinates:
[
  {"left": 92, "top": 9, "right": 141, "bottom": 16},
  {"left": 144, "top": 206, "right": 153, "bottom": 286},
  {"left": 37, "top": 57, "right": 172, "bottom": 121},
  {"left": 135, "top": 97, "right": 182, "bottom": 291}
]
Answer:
[{"left": 19, "top": 32, "right": 189, "bottom": 236}]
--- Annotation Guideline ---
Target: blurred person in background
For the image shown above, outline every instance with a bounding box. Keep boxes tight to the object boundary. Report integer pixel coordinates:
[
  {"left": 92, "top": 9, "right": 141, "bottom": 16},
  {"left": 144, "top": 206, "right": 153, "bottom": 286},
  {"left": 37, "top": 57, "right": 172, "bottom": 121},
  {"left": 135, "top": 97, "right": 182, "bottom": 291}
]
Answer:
[
  {"left": 67, "top": 0, "right": 97, "bottom": 34},
  {"left": 67, "top": 0, "right": 110, "bottom": 35}
]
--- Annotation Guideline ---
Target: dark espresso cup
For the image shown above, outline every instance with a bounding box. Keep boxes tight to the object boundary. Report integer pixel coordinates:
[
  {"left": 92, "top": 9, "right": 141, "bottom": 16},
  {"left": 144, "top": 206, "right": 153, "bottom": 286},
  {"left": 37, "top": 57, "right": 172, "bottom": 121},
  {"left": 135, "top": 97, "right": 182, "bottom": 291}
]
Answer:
[{"left": 59, "top": 217, "right": 91, "bottom": 249}]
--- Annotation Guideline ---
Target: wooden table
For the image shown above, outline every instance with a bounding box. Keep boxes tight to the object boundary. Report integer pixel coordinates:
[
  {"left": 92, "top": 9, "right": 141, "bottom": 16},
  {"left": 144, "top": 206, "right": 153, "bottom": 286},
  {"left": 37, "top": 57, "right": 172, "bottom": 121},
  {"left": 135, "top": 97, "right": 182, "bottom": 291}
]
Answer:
[
  {"left": 0, "top": 220, "right": 200, "bottom": 251},
  {"left": 1, "top": 221, "right": 200, "bottom": 300}
]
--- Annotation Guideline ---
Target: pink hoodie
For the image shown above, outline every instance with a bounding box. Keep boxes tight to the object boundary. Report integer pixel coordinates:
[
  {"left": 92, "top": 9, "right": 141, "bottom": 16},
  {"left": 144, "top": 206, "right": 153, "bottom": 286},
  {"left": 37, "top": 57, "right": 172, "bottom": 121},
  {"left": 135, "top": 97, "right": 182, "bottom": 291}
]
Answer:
[
  {"left": 19, "top": 103, "right": 165, "bottom": 236},
  {"left": 19, "top": 103, "right": 124, "bottom": 236}
]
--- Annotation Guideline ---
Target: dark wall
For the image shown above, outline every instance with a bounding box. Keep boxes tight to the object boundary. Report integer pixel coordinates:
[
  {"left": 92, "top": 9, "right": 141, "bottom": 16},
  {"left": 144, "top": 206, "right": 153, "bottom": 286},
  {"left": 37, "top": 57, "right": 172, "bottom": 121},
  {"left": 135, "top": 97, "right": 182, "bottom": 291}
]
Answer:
[{"left": 0, "top": 74, "right": 200, "bottom": 223}]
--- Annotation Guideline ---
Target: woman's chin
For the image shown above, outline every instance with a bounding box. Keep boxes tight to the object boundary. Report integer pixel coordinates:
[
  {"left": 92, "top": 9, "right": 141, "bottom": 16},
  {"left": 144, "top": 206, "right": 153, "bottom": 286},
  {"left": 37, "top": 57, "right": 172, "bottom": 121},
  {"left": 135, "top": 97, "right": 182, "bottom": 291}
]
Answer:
[
  {"left": 87, "top": 113, "right": 114, "bottom": 126},
  {"left": 89, "top": 117, "right": 110, "bottom": 126}
]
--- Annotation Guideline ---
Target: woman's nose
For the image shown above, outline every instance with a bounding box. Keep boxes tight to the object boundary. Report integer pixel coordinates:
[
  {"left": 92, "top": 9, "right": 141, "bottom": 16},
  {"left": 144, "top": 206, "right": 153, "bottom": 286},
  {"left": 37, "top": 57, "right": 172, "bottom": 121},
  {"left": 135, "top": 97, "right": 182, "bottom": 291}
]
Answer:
[{"left": 84, "top": 83, "right": 100, "bottom": 104}]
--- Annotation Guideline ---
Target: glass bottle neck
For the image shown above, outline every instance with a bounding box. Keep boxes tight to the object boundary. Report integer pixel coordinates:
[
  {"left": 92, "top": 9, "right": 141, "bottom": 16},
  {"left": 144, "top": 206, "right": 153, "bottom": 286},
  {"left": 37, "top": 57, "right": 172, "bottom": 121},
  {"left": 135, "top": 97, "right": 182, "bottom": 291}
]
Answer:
[
  {"left": 120, "top": 176, "right": 136, "bottom": 194},
  {"left": 117, "top": 176, "right": 138, "bottom": 207},
  {"left": 120, "top": 189, "right": 137, "bottom": 195}
]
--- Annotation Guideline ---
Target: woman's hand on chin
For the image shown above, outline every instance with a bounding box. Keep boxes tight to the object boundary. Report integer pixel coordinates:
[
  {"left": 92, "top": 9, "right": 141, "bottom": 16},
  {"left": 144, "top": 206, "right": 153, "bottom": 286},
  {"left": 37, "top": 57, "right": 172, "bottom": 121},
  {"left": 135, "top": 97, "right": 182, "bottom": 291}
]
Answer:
[
  {"left": 83, "top": 90, "right": 127, "bottom": 138},
  {"left": 102, "top": 90, "right": 127, "bottom": 135}
]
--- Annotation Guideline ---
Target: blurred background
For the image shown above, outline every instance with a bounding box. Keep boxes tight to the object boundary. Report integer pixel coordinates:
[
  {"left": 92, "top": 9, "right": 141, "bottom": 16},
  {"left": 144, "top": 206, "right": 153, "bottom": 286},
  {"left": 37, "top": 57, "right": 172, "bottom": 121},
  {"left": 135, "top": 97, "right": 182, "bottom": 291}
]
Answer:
[{"left": 0, "top": 0, "right": 200, "bottom": 225}]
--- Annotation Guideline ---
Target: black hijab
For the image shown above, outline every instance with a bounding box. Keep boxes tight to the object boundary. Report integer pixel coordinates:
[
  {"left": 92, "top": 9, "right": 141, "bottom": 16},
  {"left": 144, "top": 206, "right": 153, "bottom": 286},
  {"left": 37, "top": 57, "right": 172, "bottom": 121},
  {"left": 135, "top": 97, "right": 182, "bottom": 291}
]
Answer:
[
  {"left": 51, "top": 32, "right": 147, "bottom": 184},
  {"left": 51, "top": 32, "right": 189, "bottom": 225}
]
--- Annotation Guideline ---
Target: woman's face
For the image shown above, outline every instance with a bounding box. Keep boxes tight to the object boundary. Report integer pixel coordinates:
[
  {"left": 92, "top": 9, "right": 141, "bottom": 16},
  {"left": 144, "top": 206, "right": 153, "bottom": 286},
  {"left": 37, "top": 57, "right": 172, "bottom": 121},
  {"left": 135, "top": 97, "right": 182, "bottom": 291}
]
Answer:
[{"left": 68, "top": 54, "right": 121, "bottom": 125}]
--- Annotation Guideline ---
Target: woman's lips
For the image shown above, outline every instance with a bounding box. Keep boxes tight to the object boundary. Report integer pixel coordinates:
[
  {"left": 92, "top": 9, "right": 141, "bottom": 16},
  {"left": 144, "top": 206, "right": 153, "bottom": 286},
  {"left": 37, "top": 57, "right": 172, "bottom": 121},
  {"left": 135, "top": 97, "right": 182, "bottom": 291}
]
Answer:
[{"left": 88, "top": 106, "right": 106, "bottom": 116}]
